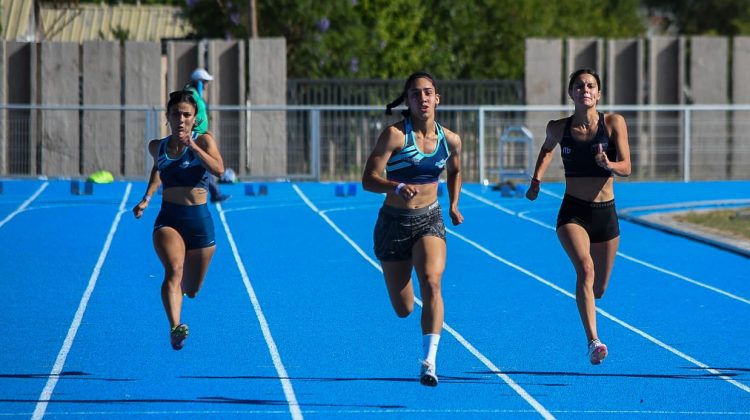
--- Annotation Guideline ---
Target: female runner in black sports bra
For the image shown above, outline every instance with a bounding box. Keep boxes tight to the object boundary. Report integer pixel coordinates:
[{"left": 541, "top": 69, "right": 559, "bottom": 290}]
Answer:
[{"left": 526, "top": 68, "right": 631, "bottom": 365}]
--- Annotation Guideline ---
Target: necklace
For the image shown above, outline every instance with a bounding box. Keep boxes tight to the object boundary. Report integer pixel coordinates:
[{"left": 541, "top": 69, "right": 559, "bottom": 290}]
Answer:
[{"left": 575, "top": 116, "right": 598, "bottom": 128}]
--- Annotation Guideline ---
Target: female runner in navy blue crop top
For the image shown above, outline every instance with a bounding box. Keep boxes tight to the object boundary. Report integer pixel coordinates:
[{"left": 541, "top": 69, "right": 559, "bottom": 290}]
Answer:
[
  {"left": 526, "top": 68, "right": 631, "bottom": 366},
  {"left": 362, "top": 71, "right": 463, "bottom": 387},
  {"left": 132, "top": 90, "right": 226, "bottom": 351}
]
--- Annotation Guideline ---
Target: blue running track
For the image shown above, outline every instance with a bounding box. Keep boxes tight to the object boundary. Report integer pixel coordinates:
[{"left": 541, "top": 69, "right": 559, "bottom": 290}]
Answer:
[{"left": 1, "top": 179, "right": 748, "bottom": 419}]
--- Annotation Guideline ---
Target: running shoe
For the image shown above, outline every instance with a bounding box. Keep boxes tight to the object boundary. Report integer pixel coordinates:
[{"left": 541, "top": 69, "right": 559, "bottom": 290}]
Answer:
[
  {"left": 419, "top": 360, "right": 438, "bottom": 387},
  {"left": 587, "top": 339, "right": 608, "bottom": 365},
  {"left": 170, "top": 324, "right": 189, "bottom": 350}
]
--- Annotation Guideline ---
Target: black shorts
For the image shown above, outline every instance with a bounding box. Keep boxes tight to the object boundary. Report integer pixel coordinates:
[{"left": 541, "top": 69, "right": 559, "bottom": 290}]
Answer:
[
  {"left": 556, "top": 194, "right": 619, "bottom": 243},
  {"left": 373, "top": 201, "right": 446, "bottom": 261},
  {"left": 154, "top": 202, "right": 216, "bottom": 250}
]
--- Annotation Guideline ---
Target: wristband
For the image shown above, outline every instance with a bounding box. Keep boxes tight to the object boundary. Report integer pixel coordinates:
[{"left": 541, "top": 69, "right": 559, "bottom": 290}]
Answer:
[
  {"left": 395, "top": 183, "right": 406, "bottom": 194},
  {"left": 143, "top": 194, "right": 151, "bottom": 202}
]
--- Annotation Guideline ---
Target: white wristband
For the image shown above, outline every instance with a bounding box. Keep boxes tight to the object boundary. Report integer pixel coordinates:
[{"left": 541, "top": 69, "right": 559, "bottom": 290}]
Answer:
[
  {"left": 143, "top": 194, "right": 151, "bottom": 202},
  {"left": 395, "top": 183, "right": 406, "bottom": 194}
]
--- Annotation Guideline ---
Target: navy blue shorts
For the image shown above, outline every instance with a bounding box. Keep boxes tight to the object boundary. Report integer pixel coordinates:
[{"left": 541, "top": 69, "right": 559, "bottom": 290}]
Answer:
[
  {"left": 154, "top": 202, "right": 216, "bottom": 250},
  {"left": 373, "top": 201, "right": 446, "bottom": 261},
  {"left": 556, "top": 194, "right": 619, "bottom": 243}
]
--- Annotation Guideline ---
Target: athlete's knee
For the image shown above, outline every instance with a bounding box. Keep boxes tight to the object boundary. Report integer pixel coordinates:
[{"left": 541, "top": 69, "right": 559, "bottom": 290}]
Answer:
[
  {"left": 164, "top": 264, "right": 184, "bottom": 281},
  {"left": 593, "top": 283, "right": 607, "bottom": 299},
  {"left": 574, "top": 259, "right": 595, "bottom": 283},
  {"left": 420, "top": 273, "right": 443, "bottom": 296},
  {"left": 394, "top": 302, "right": 413, "bottom": 318}
]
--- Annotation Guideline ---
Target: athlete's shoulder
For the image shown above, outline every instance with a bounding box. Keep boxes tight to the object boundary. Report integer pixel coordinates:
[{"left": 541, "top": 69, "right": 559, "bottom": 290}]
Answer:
[
  {"left": 384, "top": 120, "right": 406, "bottom": 137},
  {"left": 147, "top": 138, "right": 163, "bottom": 156},
  {"left": 545, "top": 117, "right": 568, "bottom": 139},
  {"left": 440, "top": 125, "right": 461, "bottom": 145},
  {"left": 603, "top": 112, "right": 625, "bottom": 125}
]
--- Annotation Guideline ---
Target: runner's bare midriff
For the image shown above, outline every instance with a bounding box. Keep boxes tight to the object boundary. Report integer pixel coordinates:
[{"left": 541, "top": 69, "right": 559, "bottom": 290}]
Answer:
[
  {"left": 162, "top": 187, "right": 209, "bottom": 205},
  {"left": 383, "top": 183, "right": 439, "bottom": 209},
  {"left": 564, "top": 177, "right": 614, "bottom": 202}
]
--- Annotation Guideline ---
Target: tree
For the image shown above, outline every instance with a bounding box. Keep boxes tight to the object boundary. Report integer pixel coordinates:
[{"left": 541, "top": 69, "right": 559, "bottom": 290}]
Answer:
[
  {"left": 643, "top": 0, "right": 750, "bottom": 36},
  {"left": 181, "top": 0, "right": 645, "bottom": 79}
]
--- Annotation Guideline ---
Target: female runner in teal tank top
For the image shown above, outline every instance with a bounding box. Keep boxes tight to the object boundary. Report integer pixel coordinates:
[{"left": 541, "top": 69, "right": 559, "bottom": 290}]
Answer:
[
  {"left": 362, "top": 71, "right": 464, "bottom": 387},
  {"left": 132, "top": 90, "right": 226, "bottom": 351}
]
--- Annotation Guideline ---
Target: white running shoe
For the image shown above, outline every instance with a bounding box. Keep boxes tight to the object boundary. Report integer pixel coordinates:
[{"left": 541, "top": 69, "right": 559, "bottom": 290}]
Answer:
[
  {"left": 587, "top": 339, "right": 608, "bottom": 365},
  {"left": 419, "top": 360, "right": 438, "bottom": 387}
]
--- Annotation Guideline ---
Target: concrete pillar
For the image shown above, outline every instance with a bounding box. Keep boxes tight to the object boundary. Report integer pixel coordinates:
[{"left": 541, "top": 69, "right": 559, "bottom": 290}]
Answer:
[
  {"left": 732, "top": 36, "right": 750, "bottom": 179},
  {"left": 608, "top": 38, "right": 645, "bottom": 178},
  {"left": 166, "top": 40, "right": 199, "bottom": 93},
  {"left": 607, "top": 39, "right": 643, "bottom": 105},
  {"left": 647, "top": 37, "right": 686, "bottom": 179},
  {"left": 525, "top": 38, "right": 564, "bottom": 180},
  {"left": 565, "top": 38, "right": 604, "bottom": 102},
  {"left": 2, "top": 41, "right": 34, "bottom": 175},
  {"left": 123, "top": 41, "right": 162, "bottom": 177},
  {"left": 82, "top": 41, "right": 121, "bottom": 176},
  {"left": 207, "top": 40, "right": 245, "bottom": 174},
  {"left": 247, "top": 37, "right": 286, "bottom": 178},
  {"left": 690, "top": 36, "right": 729, "bottom": 180},
  {"left": 38, "top": 42, "right": 80, "bottom": 177},
  {"left": 0, "top": 42, "right": 6, "bottom": 175}
]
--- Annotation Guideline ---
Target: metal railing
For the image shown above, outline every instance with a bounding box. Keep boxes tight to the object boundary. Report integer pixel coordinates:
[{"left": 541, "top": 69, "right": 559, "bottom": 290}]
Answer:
[{"left": 2, "top": 103, "right": 750, "bottom": 182}]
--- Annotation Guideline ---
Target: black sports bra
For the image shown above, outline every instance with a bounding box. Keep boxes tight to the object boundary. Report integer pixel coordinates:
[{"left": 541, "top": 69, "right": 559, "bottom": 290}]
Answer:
[{"left": 559, "top": 112, "right": 616, "bottom": 177}]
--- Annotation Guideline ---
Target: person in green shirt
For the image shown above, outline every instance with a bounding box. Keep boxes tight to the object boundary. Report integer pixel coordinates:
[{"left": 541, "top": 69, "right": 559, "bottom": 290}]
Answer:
[{"left": 185, "top": 68, "right": 231, "bottom": 203}]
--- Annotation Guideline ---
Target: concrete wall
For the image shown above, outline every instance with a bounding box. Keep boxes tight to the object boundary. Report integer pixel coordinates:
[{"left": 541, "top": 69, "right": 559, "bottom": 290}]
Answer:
[
  {"left": 208, "top": 40, "right": 245, "bottom": 174},
  {"left": 565, "top": 38, "right": 604, "bottom": 102},
  {"left": 247, "top": 37, "right": 287, "bottom": 178},
  {"left": 38, "top": 42, "right": 80, "bottom": 177},
  {"left": 690, "top": 36, "right": 729, "bottom": 180},
  {"left": 521, "top": 36, "right": 750, "bottom": 180},
  {"left": 524, "top": 38, "right": 564, "bottom": 178},
  {"left": 732, "top": 37, "right": 750, "bottom": 180},
  {"left": 123, "top": 41, "right": 161, "bottom": 177},
  {"left": 0, "top": 38, "right": 283, "bottom": 178},
  {"left": 2, "top": 41, "right": 34, "bottom": 174},
  {"left": 647, "top": 37, "right": 685, "bottom": 178},
  {"left": 82, "top": 41, "right": 121, "bottom": 176}
]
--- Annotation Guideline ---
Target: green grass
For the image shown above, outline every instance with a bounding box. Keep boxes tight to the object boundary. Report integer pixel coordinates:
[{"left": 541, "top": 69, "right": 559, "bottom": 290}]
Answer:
[{"left": 674, "top": 208, "right": 750, "bottom": 241}]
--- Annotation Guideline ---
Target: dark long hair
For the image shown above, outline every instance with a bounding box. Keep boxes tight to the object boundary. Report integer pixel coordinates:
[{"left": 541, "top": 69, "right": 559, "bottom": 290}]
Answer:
[
  {"left": 568, "top": 68, "right": 601, "bottom": 92},
  {"left": 166, "top": 90, "right": 197, "bottom": 113},
  {"left": 385, "top": 71, "right": 438, "bottom": 116}
]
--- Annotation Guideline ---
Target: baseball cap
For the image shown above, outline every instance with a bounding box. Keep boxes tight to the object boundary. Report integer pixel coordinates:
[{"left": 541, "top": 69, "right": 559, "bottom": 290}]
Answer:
[{"left": 191, "top": 68, "right": 214, "bottom": 82}]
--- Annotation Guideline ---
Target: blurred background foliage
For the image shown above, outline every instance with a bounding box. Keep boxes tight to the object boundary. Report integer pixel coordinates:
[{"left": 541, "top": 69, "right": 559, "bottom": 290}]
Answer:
[{"left": 75, "top": 0, "right": 750, "bottom": 79}]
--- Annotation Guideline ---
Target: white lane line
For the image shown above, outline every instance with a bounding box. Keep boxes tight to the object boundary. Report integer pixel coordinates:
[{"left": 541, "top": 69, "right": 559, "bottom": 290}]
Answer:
[
  {"left": 25, "top": 408, "right": 750, "bottom": 416},
  {"left": 616, "top": 252, "right": 750, "bottom": 305},
  {"left": 292, "top": 184, "right": 555, "bottom": 420},
  {"left": 32, "top": 184, "right": 132, "bottom": 420},
  {"left": 215, "top": 202, "right": 303, "bottom": 420},
  {"left": 446, "top": 227, "right": 750, "bottom": 395},
  {"left": 462, "top": 188, "right": 750, "bottom": 305},
  {"left": 0, "top": 182, "right": 48, "bottom": 228}
]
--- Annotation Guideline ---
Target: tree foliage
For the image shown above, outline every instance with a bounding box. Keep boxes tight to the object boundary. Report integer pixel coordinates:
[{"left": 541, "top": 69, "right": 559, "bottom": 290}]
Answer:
[
  {"left": 643, "top": 0, "right": 750, "bottom": 36},
  {"left": 183, "top": 0, "right": 644, "bottom": 80}
]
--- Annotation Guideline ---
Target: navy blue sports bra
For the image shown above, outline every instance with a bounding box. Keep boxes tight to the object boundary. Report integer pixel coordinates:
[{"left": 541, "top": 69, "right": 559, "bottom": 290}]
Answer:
[
  {"left": 156, "top": 134, "right": 209, "bottom": 190},
  {"left": 560, "top": 112, "right": 616, "bottom": 178},
  {"left": 386, "top": 117, "right": 450, "bottom": 184}
]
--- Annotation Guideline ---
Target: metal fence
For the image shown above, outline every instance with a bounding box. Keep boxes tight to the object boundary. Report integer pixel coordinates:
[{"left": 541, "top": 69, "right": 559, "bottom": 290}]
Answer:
[{"left": 2, "top": 104, "right": 750, "bottom": 182}]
